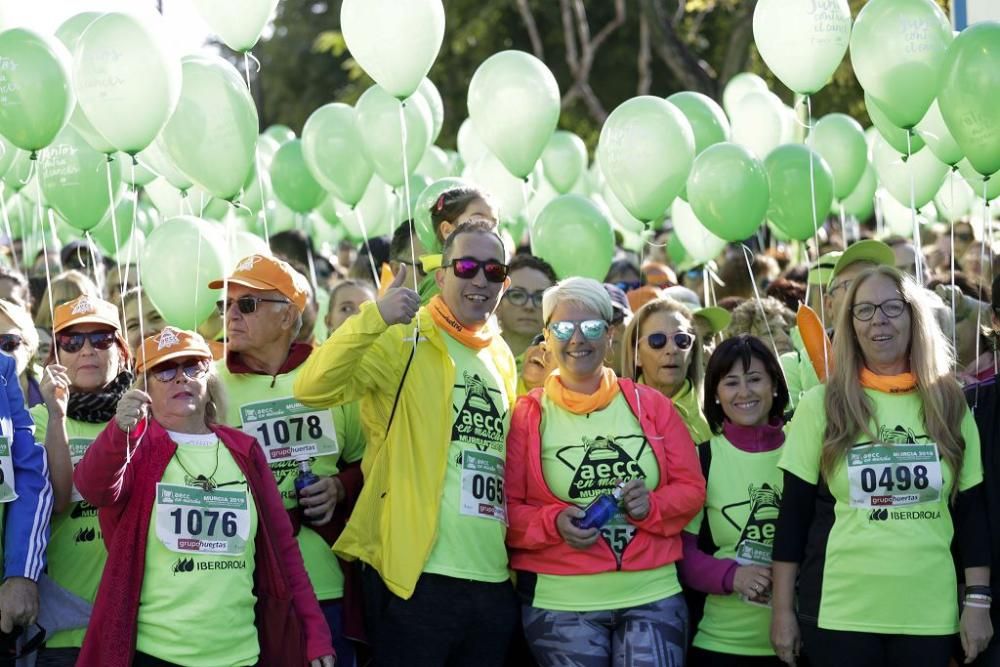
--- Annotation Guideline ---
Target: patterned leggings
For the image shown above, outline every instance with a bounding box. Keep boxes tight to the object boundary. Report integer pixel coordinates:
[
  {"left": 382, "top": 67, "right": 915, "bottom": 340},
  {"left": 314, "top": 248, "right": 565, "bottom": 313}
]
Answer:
[{"left": 522, "top": 593, "right": 688, "bottom": 667}]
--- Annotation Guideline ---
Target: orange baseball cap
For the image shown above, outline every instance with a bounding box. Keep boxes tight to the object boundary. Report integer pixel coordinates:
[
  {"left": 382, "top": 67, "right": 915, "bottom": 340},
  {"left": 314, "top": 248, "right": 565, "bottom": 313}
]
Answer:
[
  {"left": 135, "top": 327, "right": 212, "bottom": 374},
  {"left": 53, "top": 295, "right": 121, "bottom": 334},
  {"left": 208, "top": 254, "right": 310, "bottom": 312}
]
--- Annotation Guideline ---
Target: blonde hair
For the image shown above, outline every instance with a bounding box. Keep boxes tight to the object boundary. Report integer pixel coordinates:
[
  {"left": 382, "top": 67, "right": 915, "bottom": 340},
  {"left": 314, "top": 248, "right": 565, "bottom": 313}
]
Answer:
[
  {"left": 136, "top": 359, "right": 227, "bottom": 427},
  {"left": 34, "top": 270, "right": 99, "bottom": 330},
  {"left": 622, "top": 297, "right": 704, "bottom": 402},
  {"left": 821, "top": 266, "right": 967, "bottom": 497},
  {"left": 541, "top": 277, "right": 613, "bottom": 324}
]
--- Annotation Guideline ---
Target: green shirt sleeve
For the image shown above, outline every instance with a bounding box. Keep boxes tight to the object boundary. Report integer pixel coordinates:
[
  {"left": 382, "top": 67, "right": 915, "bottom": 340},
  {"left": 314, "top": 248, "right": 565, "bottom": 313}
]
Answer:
[
  {"left": 958, "top": 406, "right": 983, "bottom": 492},
  {"left": 337, "top": 402, "right": 366, "bottom": 465},
  {"left": 28, "top": 404, "right": 48, "bottom": 443},
  {"left": 779, "top": 385, "right": 826, "bottom": 485}
]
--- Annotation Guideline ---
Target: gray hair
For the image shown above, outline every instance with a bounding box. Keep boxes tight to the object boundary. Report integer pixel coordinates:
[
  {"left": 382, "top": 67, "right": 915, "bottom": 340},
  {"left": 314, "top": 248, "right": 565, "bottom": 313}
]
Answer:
[{"left": 542, "top": 277, "right": 614, "bottom": 324}]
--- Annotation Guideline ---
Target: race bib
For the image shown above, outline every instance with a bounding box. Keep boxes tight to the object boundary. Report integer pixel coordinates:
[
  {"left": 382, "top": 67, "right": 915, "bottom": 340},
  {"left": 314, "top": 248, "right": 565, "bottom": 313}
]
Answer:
[
  {"left": 0, "top": 436, "right": 16, "bottom": 503},
  {"left": 155, "top": 483, "right": 251, "bottom": 556},
  {"left": 600, "top": 514, "right": 637, "bottom": 561},
  {"left": 68, "top": 437, "right": 92, "bottom": 503},
  {"left": 239, "top": 397, "right": 338, "bottom": 463},
  {"left": 460, "top": 449, "right": 506, "bottom": 524},
  {"left": 736, "top": 539, "right": 774, "bottom": 607},
  {"left": 847, "top": 443, "right": 942, "bottom": 508}
]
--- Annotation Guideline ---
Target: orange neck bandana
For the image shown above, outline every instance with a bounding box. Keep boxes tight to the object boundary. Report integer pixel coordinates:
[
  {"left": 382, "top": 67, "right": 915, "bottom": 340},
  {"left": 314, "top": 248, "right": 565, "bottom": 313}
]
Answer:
[
  {"left": 544, "top": 367, "right": 621, "bottom": 415},
  {"left": 859, "top": 367, "right": 918, "bottom": 393},
  {"left": 428, "top": 295, "right": 496, "bottom": 350}
]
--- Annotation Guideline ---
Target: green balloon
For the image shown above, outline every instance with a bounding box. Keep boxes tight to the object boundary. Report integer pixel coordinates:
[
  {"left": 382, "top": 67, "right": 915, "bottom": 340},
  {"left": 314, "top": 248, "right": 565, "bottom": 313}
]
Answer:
[
  {"left": 416, "top": 145, "right": 451, "bottom": 181},
  {"left": 598, "top": 96, "right": 695, "bottom": 222},
  {"left": 356, "top": 84, "right": 431, "bottom": 188},
  {"left": 263, "top": 125, "right": 294, "bottom": 144},
  {"left": 302, "top": 103, "right": 372, "bottom": 206},
  {"left": 958, "top": 159, "right": 1000, "bottom": 201},
  {"left": 240, "top": 156, "right": 271, "bottom": 215},
  {"left": 467, "top": 50, "right": 560, "bottom": 179},
  {"left": 872, "top": 137, "right": 949, "bottom": 209},
  {"left": 119, "top": 152, "right": 157, "bottom": 187},
  {"left": 412, "top": 178, "right": 469, "bottom": 252},
  {"left": 270, "top": 139, "right": 324, "bottom": 213},
  {"left": 191, "top": 0, "right": 278, "bottom": 52},
  {"left": 73, "top": 12, "right": 182, "bottom": 154},
  {"left": 336, "top": 175, "right": 395, "bottom": 239},
  {"left": 810, "top": 113, "right": 867, "bottom": 200},
  {"left": 531, "top": 195, "right": 613, "bottom": 280},
  {"left": 841, "top": 161, "right": 878, "bottom": 220},
  {"left": 765, "top": 144, "right": 835, "bottom": 242},
  {"left": 915, "top": 99, "right": 963, "bottom": 167},
  {"left": 137, "top": 138, "right": 193, "bottom": 191},
  {"left": 730, "top": 91, "right": 791, "bottom": 160},
  {"left": 55, "top": 13, "right": 116, "bottom": 155},
  {"left": 722, "top": 72, "right": 768, "bottom": 118},
  {"left": 417, "top": 78, "right": 444, "bottom": 144},
  {"left": 0, "top": 134, "right": 23, "bottom": 180},
  {"left": 671, "top": 198, "right": 726, "bottom": 265},
  {"left": 160, "top": 55, "right": 258, "bottom": 201},
  {"left": 666, "top": 91, "right": 730, "bottom": 157},
  {"left": 39, "top": 124, "right": 122, "bottom": 231},
  {"left": 142, "top": 215, "right": 226, "bottom": 328},
  {"left": 0, "top": 28, "right": 74, "bottom": 152},
  {"left": 667, "top": 233, "right": 690, "bottom": 269},
  {"left": 866, "top": 93, "right": 925, "bottom": 155},
  {"left": 849, "top": 0, "right": 952, "bottom": 128},
  {"left": 935, "top": 170, "right": 975, "bottom": 223},
  {"left": 686, "top": 143, "right": 769, "bottom": 242},
  {"left": 90, "top": 192, "right": 136, "bottom": 255},
  {"left": 1, "top": 149, "right": 31, "bottom": 193},
  {"left": 938, "top": 22, "right": 1000, "bottom": 177},
  {"left": 541, "top": 132, "right": 587, "bottom": 195}
]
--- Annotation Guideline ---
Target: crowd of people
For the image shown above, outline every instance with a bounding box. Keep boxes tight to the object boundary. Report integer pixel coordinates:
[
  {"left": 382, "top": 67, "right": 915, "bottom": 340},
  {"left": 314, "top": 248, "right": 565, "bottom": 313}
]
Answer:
[{"left": 0, "top": 182, "right": 996, "bottom": 667}]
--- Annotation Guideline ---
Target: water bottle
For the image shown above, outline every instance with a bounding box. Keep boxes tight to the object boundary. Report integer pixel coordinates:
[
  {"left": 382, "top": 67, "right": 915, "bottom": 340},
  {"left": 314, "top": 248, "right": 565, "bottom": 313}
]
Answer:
[
  {"left": 294, "top": 456, "right": 319, "bottom": 500},
  {"left": 572, "top": 481, "right": 626, "bottom": 530}
]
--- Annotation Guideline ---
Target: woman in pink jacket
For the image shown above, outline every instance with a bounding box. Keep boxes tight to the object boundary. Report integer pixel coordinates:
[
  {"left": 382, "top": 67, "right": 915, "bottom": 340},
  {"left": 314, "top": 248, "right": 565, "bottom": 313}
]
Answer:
[
  {"left": 73, "top": 327, "right": 334, "bottom": 667},
  {"left": 506, "top": 277, "right": 706, "bottom": 667}
]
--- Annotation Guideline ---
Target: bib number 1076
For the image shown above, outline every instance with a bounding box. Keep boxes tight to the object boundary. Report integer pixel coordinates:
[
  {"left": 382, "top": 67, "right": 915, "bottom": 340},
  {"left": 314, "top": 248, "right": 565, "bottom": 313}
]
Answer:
[{"left": 168, "top": 508, "right": 239, "bottom": 538}]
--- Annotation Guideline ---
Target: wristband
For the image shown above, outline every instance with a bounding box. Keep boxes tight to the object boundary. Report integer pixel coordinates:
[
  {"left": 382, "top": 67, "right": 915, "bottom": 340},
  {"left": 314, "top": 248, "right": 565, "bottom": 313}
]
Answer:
[
  {"left": 966, "top": 585, "right": 992, "bottom": 596},
  {"left": 965, "top": 594, "right": 992, "bottom": 603},
  {"left": 965, "top": 601, "right": 991, "bottom": 609}
]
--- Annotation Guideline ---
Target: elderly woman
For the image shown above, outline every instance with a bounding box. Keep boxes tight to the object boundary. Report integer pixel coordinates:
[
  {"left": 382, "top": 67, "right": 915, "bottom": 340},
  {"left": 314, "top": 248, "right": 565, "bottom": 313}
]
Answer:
[
  {"left": 623, "top": 297, "right": 711, "bottom": 444},
  {"left": 73, "top": 327, "right": 334, "bottom": 667},
  {"left": 32, "top": 295, "right": 132, "bottom": 665},
  {"left": 0, "top": 299, "right": 42, "bottom": 407},
  {"left": 771, "top": 266, "right": 992, "bottom": 667},
  {"left": 506, "top": 277, "right": 705, "bottom": 667},
  {"left": 725, "top": 297, "right": 796, "bottom": 357},
  {"left": 33, "top": 270, "right": 99, "bottom": 333}
]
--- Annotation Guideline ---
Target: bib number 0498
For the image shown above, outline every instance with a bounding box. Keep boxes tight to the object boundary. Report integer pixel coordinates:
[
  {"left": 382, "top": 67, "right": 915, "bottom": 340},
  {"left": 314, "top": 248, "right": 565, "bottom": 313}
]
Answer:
[{"left": 859, "top": 464, "right": 930, "bottom": 493}]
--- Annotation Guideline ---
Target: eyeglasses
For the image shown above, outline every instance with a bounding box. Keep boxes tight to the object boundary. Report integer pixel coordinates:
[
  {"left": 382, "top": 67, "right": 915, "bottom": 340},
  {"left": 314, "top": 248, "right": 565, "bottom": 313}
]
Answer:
[
  {"left": 442, "top": 258, "right": 509, "bottom": 283},
  {"left": 504, "top": 287, "right": 544, "bottom": 308},
  {"left": 642, "top": 331, "right": 695, "bottom": 350},
  {"left": 530, "top": 333, "right": 545, "bottom": 347},
  {"left": 217, "top": 295, "right": 291, "bottom": 316},
  {"left": 547, "top": 319, "right": 609, "bottom": 341},
  {"left": 151, "top": 359, "right": 210, "bottom": 383},
  {"left": 851, "top": 299, "right": 907, "bottom": 322},
  {"left": 55, "top": 331, "right": 116, "bottom": 354},
  {"left": 0, "top": 334, "right": 22, "bottom": 353},
  {"left": 615, "top": 280, "right": 642, "bottom": 292}
]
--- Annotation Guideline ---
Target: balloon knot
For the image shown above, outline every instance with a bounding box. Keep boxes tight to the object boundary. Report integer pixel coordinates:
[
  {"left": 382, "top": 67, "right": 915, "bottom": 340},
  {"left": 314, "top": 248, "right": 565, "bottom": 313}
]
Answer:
[{"left": 29, "top": 151, "right": 37, "bottom": 161}]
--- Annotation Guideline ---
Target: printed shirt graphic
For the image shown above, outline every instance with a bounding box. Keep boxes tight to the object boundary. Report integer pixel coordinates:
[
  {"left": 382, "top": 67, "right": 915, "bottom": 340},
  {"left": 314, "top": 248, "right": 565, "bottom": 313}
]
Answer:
[
  {"left": 216, "top": 361, "right": 366, "bottom": 600},
  {"left": 685, "top": 434, "right": 784, "bottom": 656},
  {"left": 31, "top": 407, "right": 105, "bottom": 649},
  {"left": 779, "top": 386, "right": 983, "bottom": 635},
  {"left": 530, "top": 393, "right": 681, "bottom": 612},
  {"left": 423, "top": 332, "right": 511, "bottom": 582},
  {"left": 137, "top": 442, "right": 260, "bottom": 667}
]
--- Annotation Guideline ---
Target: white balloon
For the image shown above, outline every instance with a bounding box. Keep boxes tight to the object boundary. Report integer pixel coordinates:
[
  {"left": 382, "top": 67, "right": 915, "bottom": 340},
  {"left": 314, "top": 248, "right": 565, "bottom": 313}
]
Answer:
[
  {"left": 730, "top": 91, "right": 788, "bottom": 159},
  {"left": 671, "top": 198, "right": 727, "bottom": 264},
  {"left": 335, "top": 176, "right": 394, "bottom": 239},
  {"left": 934, "top": 170, "right": 975, "bottom": 223},
  {"left": 462, "top": 152, "right": 530, "bottom": 221},
  {"left": 457, "top": 118, "right": 489, "bottom": 168}
]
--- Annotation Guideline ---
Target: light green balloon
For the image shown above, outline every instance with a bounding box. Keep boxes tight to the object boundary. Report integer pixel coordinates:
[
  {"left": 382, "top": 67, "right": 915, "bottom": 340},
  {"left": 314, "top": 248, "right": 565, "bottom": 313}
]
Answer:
[
  {"left": 934, "top": 170, "right": 975, "bottom": 223},
  {"left": 541, "top": 132, "right": 587, "bottom": 195},
  {"left": 39, "top": 124, "right": 121, "bottom": 231},
  {"left": 137, "top": 137, "right": 193, "bottom": 191},
  {"left": 413, "top": 177, "right": 471, "bottom": 253},
  {"left": 938, "top": 22, "right": 1000, "bottom": 177},
  {"left": 752, "top": 0, "right": 851, "bottom": 95},
  {"left": 765, "top": 144, "right": 835, "bottom": 241},
  {"left": 336, "top": 175, "right": 395, "bottom": 239},
  {"left": 841, "top": 161, "right": 878, "bottom": 220},
  {"left": 417, "top": 78, "right": 444, "bottom": 144},
  {"left": 356, "top": 85, "right": 431, "bottom": 188},
  {"left": 666, "top": 92, "right": 730, "bottom": 156},
  {"left": 270, "top": 139, "right": 324, "bottom": 213},
  {"left": 597, "top": 96, "right": 695, "bottom": 222},
  {"left": 468, "top": 50, "right": 560, "bottom": 179},
  {"left": 849, "top": 0, "right": 952, "bottom": 128},
  {"left": 865, "top": 93, "right": 925, "bottom": 155},
  {"left": 302, "top": 103, "right": 372, "bottom": 207},
  {"left": 118, "top": 152, "right": 157, "bottom": 187},
  {"left": 55, "top": 13, "right": 116, "bottom": 155},
  {"left": 731, "top": 90, "right": 790, "bottom": 160},
  {"left": 0, "top": 28, "right": 74, "bottom": 152},
  {"left": 872, "top": 137, "right": 949, "bottom": 209},
  {"left": 90, "top": 192, "right": 136, "bottom": 256},
  {"left": 457, "top": 118, "right": 488, "bottom": 167},
  {"left": 0, "top": 133, "right": 22, "bottom": 180},
  {"left": 462, "top": 152, "right": 531, "bottom": 220},
  {"left": 1, "top": 150, "right": 32, "bottom": 193},
  {"left": 722, "top": 72, "right": 768, "bottom": 119},
  {"left": 810, "top": 113, "right": 867, "bottom": 200},
  {"left": 958, "top": 159, "right": 1000, "bottom": 201},
  {"left": 671, "top": 198, "right": 726, "bottom": 265},
  {"left": 191, "top": 0, "right": 278, "bottom": 52},
  {"left": 686, "top": 142, "right": 769, "bottom": 242},
  {"left": 530, "top": 194, "right": 613, "bottom": 280},
  {"left": 599, "top": 185, "right": 645, "bottom": 235},
  {"left": 416, "top": 146, "right": 451, "bottom": 182},
  {"left": 142, "top": 215, "right": 226, "bottom": 328},
  {"left": 263, "top": 125, "right": 294, "bottom": 145},
  {"left": 73, "top": 12, "right": 182, "bottom": 154},
  {"left": 160, "top": 55, "right": 258, "bottom": 201},
  {"left": 915, "top": 99, "right": 963, "bottom": 167}
]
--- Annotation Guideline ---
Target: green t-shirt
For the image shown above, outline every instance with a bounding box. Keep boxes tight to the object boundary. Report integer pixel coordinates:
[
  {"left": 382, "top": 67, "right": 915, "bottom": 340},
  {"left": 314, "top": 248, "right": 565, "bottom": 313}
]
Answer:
[
  {"left": 423, "top": 331, "right": 510, "bottom": 582},
  {"left": 216, "top": 361, "right": 366, "bottom": 600},
  {"left": 529, "top": 393, "right": 680, "bottom": 612},
  {"left": 670, "top": 379, "right": 711, "bottom": 445},
  {"left": 779, "top": 385, "right": 983, "bottom": 635},
  {"left": 137, "top": 434, "right": 259, "bottom": 666},
  {"left": 686, "top": 433, "right": 784, "bottom": 656},
  {"left": 31, "top": 405, "right": 105, "bottom": 649}
]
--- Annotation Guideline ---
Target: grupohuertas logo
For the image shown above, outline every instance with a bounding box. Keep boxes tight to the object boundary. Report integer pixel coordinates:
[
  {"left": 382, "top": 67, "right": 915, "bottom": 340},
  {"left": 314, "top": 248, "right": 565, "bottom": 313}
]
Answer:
[
  {"left": 173, "top": 558, "right": 195, "bottom": 575},
  {"left": 451, "top": 371, "right": 505, "bottom": 452}
]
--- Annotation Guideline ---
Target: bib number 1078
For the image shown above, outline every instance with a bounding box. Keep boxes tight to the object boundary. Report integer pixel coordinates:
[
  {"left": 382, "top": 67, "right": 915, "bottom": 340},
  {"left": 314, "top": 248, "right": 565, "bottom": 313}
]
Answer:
[
  {"left": 859, "top": 464, "right": 930, "bottom": 493},
  {"left": 255, "top": 415, "right": 323, "bottom": 448}
]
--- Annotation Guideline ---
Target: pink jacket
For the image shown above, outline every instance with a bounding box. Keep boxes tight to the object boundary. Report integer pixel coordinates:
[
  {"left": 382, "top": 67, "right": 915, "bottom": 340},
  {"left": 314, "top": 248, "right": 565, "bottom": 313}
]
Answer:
[
  {"left": 74, "top": 418, "right": 333, "bottom": 667},
  {"left": 506, "top": 378, "right": 706, "bottom": 575}
]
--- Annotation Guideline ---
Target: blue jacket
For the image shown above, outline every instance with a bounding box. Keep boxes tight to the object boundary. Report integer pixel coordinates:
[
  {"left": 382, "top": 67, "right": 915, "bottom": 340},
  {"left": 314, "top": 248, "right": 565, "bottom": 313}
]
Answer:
[{"left": 0, "top": 355, "right": 51, "bottom": 580}]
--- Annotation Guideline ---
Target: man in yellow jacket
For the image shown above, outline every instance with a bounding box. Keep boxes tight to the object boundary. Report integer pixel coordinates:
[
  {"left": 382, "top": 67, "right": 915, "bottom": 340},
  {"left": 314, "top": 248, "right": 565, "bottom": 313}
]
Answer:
[{"left": 294, "top": 219, "right": 519, "bottom": 667}]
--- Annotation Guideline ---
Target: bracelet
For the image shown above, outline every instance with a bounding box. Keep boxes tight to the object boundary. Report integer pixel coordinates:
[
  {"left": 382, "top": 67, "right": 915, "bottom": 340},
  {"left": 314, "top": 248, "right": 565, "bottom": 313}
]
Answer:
[
  {"left": 965, "top": 601, "right": 992, "bottom": 609},
  {"left": 966, "top": 585, "right": 993, "bottom": 596},
  {"left": 965, "top": 595, "right": 992, "bottom": 604}
]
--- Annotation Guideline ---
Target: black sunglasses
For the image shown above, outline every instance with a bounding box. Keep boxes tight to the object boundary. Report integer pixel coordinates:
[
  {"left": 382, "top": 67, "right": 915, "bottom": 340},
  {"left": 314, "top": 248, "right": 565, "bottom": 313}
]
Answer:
[
  {"left": 504, "top": 287, "right": 544, "bottom": 307},
  {"left": 0, "top": 334, "right": 22, "bottom": 353},
  {"left": 151, "top": 359, "right": 210, "bottom": 383},
  {"left": 442, "top": 258, "right": 509, "bottom": 283},
  {"left": 217, "top": 295, "right": 290, "bottom": 316},
  {"left": 56, "top": 331, "right": 116, "bottom": 354},
  {"left": 643, "top": 331, "right": 695, "bottom": 351}
]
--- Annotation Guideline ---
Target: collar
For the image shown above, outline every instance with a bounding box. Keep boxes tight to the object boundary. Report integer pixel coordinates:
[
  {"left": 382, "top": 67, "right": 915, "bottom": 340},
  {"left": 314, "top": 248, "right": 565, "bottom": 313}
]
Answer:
[
  {"left": 722, "top": 418, "right": 785, "bottom": 453},
  {"left": 225, "top": 342, "right": 313, "bottom": 376}
]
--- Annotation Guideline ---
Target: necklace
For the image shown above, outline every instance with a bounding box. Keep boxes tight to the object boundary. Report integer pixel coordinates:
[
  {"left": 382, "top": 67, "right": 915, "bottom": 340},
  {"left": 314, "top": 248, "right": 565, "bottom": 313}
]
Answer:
[{"left": 173, "top": 442, "right": 221, "bottom": 492}]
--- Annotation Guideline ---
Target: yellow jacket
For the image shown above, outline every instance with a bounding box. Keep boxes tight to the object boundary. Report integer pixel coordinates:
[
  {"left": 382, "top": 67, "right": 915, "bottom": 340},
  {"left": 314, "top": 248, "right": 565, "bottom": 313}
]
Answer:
[{"left": 293, "top": 302, "right": 517, "bottom": 598}]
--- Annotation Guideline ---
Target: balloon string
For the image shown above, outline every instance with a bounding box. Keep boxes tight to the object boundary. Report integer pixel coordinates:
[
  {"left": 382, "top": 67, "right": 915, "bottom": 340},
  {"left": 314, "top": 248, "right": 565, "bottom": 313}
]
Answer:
[
  {"left": 950, "top": 172, "right": 957, "bottom": 373},
  {"left": 838, "top": 202, "right": 848, "bottom": 247},
  {"left": 398, "top": 101, "right": 418, "bottom": 295},
  {"left": 973, "top": 177, "right": 988, "bottom": 380},
  {"left": 16, "top": 195, "right": 27, "bottom": 270},
  {"left": 742, "top": 244, "right": 787, "bottom": 385},
  {"left": 242, "top": 51, "right": 269, "bottom": 244},
  {"left": 354, "top": 205, "right": 380, "bottom": 290},
  {"left": 0, "top": 183, "right": 18, "bottom": 274},
  {"left": 105, "top": 157, "right": 126, "bottom": 310},
  {"left": 905, "top": 131, "right": 925, "bottom": 285},
  {"left": 84, "top": 230, "right": 103, "bottom": 295},
  {"left": 194, "top": 228, "right": 203, "bottom": 330},
  {"left": 30, "top": 161, "right": 59, "bottom": 365},
  {"left": 804, "top": 96, "right": 829, "bottom": 378}
]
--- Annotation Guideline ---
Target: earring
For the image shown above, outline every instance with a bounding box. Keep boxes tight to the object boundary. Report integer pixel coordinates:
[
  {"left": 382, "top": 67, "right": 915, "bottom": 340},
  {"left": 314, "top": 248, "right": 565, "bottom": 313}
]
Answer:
[
  {"left": 714, "top": 398, "right": 720, "bottom": 405},
  {"left": 773, "top": 392, "right": 778, "bottom": 397}
]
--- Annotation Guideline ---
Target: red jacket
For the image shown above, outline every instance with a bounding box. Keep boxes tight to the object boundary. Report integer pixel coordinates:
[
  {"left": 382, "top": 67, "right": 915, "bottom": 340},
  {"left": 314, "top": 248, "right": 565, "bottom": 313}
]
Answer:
[
  {"left": 506, "top": 378, "right": 706, "bottom": 575},
  {"left": 73, "top": 418, "right": 334, "bottom": 667}
]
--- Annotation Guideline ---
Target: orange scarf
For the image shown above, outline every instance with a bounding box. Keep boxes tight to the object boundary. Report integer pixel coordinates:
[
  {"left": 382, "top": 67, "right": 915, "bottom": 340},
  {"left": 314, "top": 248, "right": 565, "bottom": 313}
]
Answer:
[
  {"left": 428, "top": 295, "right": 496, "bottom": 350},
  {"left": 859, "top": 367, "right": 918, "bottom": 393},
  {"left": 544, "top": 367, "right": 621, "bottom": 415}
]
